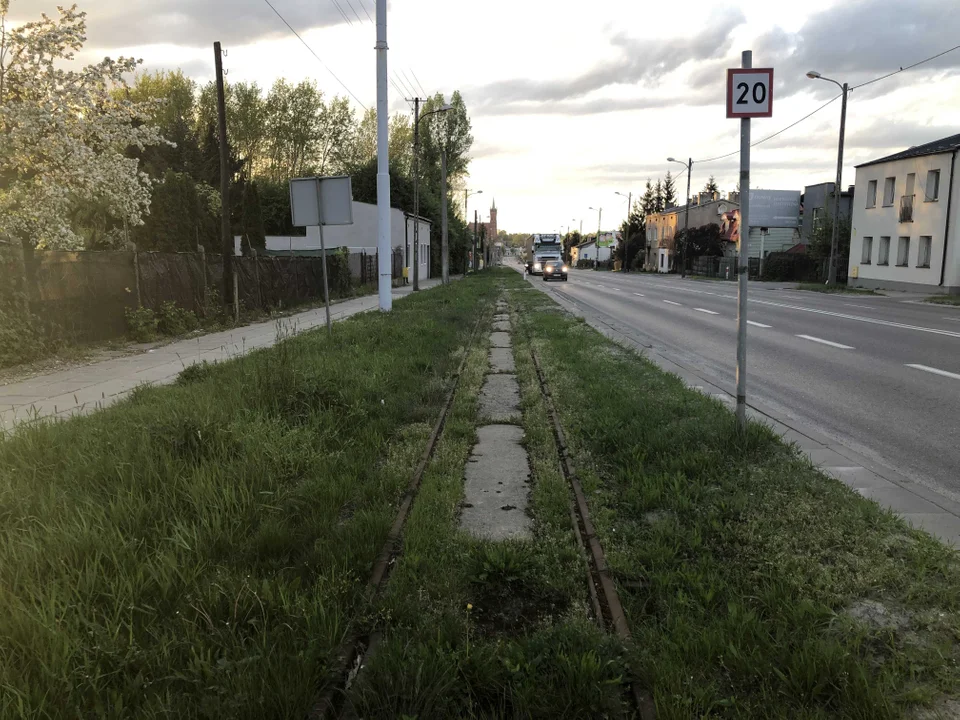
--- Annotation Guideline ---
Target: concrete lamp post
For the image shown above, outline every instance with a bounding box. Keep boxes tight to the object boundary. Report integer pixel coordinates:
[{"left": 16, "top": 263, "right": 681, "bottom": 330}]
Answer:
[
  {"left": 806, "top": 70, "right": 848, "bottom": 286},
  {"left": 412, "top": 103, "right": 452, "bottom": 290},
  {"left": 588, "top": 206, "right": 602, "bottom": 270},
  {"left": 615, "top": 190, "right": 632, "bottom": 273},
  {"left": 668, "top": 157, "right": 692, "bottom": 278},
  {"left": 465, "top": 189, "right": 483, "bottom": 272}
]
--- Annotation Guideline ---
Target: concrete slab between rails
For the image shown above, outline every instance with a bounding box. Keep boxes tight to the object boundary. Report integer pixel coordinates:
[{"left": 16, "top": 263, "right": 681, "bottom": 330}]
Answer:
[
  {"left": 490, "top": 332, "right": 512, "bottom": 348},
  {"left": 516, "top": 263, "right": 960, "bottom": 549},
  {"left": 489, "top": 347, "right": 516, "bottom": 373},
  {"left": 461, "top": 424, "right": 532, "bottom": 541},
  {"left": 493, "top": 313, "right": 509, "bottom": 322},
  {"left": 492, "top": 320, "right": 512, "bottom": 332},
  {"left": 478, "top": 374, "right": 521, "bottom": 423}
]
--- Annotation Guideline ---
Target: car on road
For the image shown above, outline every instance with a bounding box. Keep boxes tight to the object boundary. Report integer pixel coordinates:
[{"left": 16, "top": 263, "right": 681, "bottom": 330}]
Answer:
[{"left": 542, "top": 260, "right": 568, "bottom": 281}]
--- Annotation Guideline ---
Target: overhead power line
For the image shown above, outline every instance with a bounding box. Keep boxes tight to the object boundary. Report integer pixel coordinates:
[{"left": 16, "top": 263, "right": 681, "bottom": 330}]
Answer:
[
  {"left": 357, "top": 0, "right": 374, "bottom": 23},
  {"left": 328, "top": 0, "right": 353, "bottom": 26},
  {"left": 696, "top": 42, "right": 960, "bottom": 165},
  {"left": 261, "top": 0, "right": 368, "bottom": 110},
  {"left": 410, "top": 69, "right": 428, "bottom": 98},
  {"left": 342, "top": 0, "right": 365, "bottom": 25}
]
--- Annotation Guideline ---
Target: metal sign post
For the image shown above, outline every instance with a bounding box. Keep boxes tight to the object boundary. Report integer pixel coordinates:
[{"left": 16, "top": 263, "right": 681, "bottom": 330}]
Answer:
[
  {"left": 289, "top": 176, "right": 354, "bottom": 336},
  {"left": 727, "top": 53, "right": 773, "bottom": 432}
]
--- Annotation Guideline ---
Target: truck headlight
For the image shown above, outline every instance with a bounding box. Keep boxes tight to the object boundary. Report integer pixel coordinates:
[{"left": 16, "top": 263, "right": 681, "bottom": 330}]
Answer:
[{"left": 533, "top": 263, "right": 542, "bottom": 271}]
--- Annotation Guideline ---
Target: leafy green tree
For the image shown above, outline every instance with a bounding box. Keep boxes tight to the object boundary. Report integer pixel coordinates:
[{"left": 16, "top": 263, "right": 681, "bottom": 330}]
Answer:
[
  {"left": 704, "top": 175, "right": 720, "bottom": 195},
  {"left": 674, "top": 223, "right": 725, "bottom": 272},
  {"left": 809, "top": 212, "right": 851, "bottom": 261},
  {"left": 654, "top": 180, "right": 665, "bottom": 213},
  {"left": 132, "top": 170, "right": 215, "bottom": 251},
  {"left": 615, "top": 200, "right": 645, "bottom": 269}
]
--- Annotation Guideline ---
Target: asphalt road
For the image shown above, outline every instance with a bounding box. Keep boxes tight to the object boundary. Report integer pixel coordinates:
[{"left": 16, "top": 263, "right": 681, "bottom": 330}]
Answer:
[{"left": 525, "top": 264, "right": 960, "bottom": 503}]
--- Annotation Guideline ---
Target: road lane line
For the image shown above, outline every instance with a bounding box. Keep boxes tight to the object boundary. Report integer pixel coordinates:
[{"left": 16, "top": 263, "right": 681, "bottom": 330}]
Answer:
[
  {"left": 694, "top": 308, "right": 719, "bottom": 315},
  {"left": 796, "top": 334, "right": 855, "bottom": 350},
  {"left": 750, "top": 299, "right": 960, "bottom": 339},
  {"left": 663, "top": 300, "right": 682, "bottom": 306},
  {"left": 633, "top": 292, "right": 645, "bottom": 297},
  {"left": 905, "top": 364, "right": 960, "bottom": 380},
  {"left": 747, "top": 321, "right": 772, "bottom": 328},
  {"left": 844, "top": 303, "right": 877, "bottom": 310}
]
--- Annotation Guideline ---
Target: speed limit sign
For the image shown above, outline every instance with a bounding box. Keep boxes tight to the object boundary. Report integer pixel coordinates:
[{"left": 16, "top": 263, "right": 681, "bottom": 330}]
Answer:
[{"left": 726, "top": 68, "right": 773, "bottom": 118}]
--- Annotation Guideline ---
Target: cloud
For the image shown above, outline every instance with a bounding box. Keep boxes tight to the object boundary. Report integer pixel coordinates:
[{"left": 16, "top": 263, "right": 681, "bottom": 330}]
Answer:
[
  {"left": 755, "top": 0, "right": 960, "bottom": 100},
  {"left": 468, "top": 7, "right": 745, "bottom": 115},
  {"left": 11, "top": 0, "right": 350, "bottom": 50}
]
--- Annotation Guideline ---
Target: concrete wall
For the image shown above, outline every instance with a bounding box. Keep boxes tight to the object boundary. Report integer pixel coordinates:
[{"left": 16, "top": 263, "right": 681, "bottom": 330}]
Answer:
[{"left": 848, "top": 152, "right": 958, "bottom": 292}]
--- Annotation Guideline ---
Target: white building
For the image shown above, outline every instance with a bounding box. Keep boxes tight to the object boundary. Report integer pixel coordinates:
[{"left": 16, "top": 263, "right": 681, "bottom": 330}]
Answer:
[
  {"left": 235, "top": 200, "right": 431, "bottom": 280},
  {"left": 577, "top": 234, "right": 618, "bottom": 264},
  {"left": 848, "top": 134, "right": 960, "bottom": 294}
]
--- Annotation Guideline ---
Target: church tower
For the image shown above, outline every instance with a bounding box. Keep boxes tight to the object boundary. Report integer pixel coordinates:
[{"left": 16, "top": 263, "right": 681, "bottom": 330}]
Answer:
[{"left": 488, "top": 199, "right": 498, "bottom": 241}]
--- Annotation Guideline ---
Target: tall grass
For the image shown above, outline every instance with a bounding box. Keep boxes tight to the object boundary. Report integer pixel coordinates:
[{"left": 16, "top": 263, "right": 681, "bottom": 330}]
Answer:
[{"left": 0, "top": 275, "right": 497, "bottom": 718}]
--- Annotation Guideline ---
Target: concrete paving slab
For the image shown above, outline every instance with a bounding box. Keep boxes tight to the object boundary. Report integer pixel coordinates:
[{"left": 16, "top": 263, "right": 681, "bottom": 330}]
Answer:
[
  {"left": 901, "top": 513, "right": 960, "bottom": 547},
  {"left": 492, "top": 320, "right": 511, "bottom": 332},
  {"left": 461, "top": 424, "right": 532, "bottom": 541},
  {"left": 779, "top": 428, "right": 826, "bottom": 450},
  {"left": 493, "top": 314, "right": 509, "bottom": 322},
  {"left": 490, "top": 332, "right": 512, "bottom": 348},
  {"left": 478, "top": 374, "right": 521, "bottom": 423},
  {"left": 856, "top": 486, "right": 945, "bottom": 514},
  {"left": 804, "top": 448, "right": 855, "bottom": 468},
  {"left": 488, "top": 348, "right": 516, "bottom": 373},
  {"left": 827, "top": 466, "right": 894, "bottom": 489}
]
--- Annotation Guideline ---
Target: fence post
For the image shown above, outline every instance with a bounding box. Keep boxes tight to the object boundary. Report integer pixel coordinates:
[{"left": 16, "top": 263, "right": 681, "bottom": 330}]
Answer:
[
  {"left": 233, "top": 264, "right": 240, "bottom": 324},
  {"left": 252, "top": 249, "right": 263, "bottom": 311},
  {"left": 132, "top": 245, "right": 142, "bottom": 308},
  {"left": 15, "top": 244, "right": 30, "bottom": 314}
]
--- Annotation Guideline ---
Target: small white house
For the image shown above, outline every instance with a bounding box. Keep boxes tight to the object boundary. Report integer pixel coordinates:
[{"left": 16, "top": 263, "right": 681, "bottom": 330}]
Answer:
[
  {"left": 577, "top": 236, "right": 617, "bottom": 264},
  {"left": 235, "top": 200, "right": 431, "bottom": 279},
  {"left": 848, "top": 134, "right": 960, "bottom": 294}
]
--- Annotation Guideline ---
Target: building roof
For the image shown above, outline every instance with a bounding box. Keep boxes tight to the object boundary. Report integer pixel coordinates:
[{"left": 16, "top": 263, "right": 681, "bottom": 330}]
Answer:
[{"left": 856, "top": 133, "right": 960, "bottom": 168}]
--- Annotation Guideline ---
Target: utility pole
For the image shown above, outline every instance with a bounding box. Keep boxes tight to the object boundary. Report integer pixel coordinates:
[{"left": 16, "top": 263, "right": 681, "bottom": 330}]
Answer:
[
  {"left": 828, "top": 83, "right": 848, "bottom": 285},
  {"left": 441, "top": 149, "right": 449, "bottom": 284},
  {"left": 213, "top": 42, "right": 233, "bottom": 311},
  {"left": 681, "top": 158, "right": 692, "bottom": 278},
  {"left": 375, "top": 0, "right": 392, "bottom": 311},
  {"left": 412, "top": 97, "right": 421, "bottom": 291},
  {"left": 473, "top": 209, "right": 479, "bottom": 271},
  {"left": 595, "top": 207, "right": 602, "bottom": 270},
  {"left": 735, "top": 50, "right": 752, "bottom": 432}
]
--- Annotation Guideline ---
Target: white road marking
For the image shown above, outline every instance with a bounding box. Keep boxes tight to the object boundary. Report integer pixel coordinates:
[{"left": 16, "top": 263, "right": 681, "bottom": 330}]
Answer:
[
  {"left": 634, "top": 292, "right": 645, "bottom": 297},
  {"left": 694, "top": 308, "right": 719, "bottom": 315},
  {"left": 905, "top": 364, "right": 960, "bottom": 381},
  {"left": 844, "top": 303, "right": 876, "bottom": 310},
  {"left": 751, "top": 299, "right": 960, "bottom": 339},
  {"left": 796, "top": 334, "right": 855, "bottom": 350},
  {"left": 663, "top": 300, "right": 682, "bottom": 306},
  {"left": 747, "top": 321, "right": 772, "bottom": 328},
  {"left": 944, "top": 317, "right": 960, "bottom": 323}
]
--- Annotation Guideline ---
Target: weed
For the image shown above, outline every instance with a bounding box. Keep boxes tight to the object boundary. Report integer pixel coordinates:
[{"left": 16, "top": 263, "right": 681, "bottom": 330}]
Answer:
[
  {"left": 924, "top": 295, "right": 960, "bottom": 306},
  {"left": 157, "top": 301, "right": 200, "bottom": 336},
  {"left": 124, "top": 305, "right": 158, "bottom": 342},
  {"left": 796, "top": 283, "right": 882, "bottom": 295}
]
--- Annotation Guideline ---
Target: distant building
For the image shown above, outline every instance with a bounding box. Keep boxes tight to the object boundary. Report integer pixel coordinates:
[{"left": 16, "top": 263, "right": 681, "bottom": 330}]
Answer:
[
  {"left": 469, "top": 199, "right": 498, "bottom": 242},
  {"left": 645, "top": 192, "right": 739, "bottom": 272},
  {"left": 801, "top": 182, "right": 854, "bottom": 243},
  {"left": 578, "top": 233, "right": 618, "bottom": 264},
  {"left": 848, "top": 133, "right": 960, "bottom": 294}
]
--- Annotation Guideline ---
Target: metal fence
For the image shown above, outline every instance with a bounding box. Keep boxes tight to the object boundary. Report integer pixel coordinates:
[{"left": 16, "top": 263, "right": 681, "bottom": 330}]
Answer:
[{"left": 1, "top": 246, "right": 403, "bottom": 343}]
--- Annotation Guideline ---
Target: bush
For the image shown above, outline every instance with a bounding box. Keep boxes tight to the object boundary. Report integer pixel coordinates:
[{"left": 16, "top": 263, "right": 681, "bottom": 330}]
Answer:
[
  {"left": 0, "top": 306, "right": 53, "bottom": 368},
  {"left": 157, "top": 301, "right": 199, "bottom": 336},
  {"left": 124, "top": 306, "right": 158, "bottom": 342}
]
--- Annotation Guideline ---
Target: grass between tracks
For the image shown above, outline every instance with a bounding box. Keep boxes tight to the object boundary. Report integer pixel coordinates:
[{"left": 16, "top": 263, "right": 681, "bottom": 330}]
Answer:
[
  {"left": 348, "top": 278, "right": 628, "bottom": 718},
  {"left": 511, "top": 270, "right": 960, "bottom": 719},
  {"left": 0, "top": 274, "right": 497, "bottom": 718}
]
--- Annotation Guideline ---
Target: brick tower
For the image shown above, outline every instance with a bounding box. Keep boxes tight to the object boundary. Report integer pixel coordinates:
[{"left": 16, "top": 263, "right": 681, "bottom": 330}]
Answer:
[{"left": 488, "top": 198, "right": 498, "bottom": 241}]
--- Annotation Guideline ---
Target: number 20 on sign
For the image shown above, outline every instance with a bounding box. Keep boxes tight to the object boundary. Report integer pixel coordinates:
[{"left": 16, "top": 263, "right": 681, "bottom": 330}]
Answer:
[{"left": 726, "top": 68, "right": 773, "bottom": 118}]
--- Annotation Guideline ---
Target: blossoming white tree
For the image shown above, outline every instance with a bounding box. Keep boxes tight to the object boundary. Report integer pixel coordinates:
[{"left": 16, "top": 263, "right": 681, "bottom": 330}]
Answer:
[{"left": 0, "top": 1, "right": 165, "bottom": 249}]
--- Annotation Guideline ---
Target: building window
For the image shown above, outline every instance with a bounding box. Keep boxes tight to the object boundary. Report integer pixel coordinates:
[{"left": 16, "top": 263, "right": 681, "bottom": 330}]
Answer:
[
  {"left": 918, "top": 236, "right": 932, "bottom": 268},
  {"left": 866, "top": 180, "right": 877, "bottom": 208},
  {"left": 861, "top": 236, "right": 873, "bottom": 264},
  {"left": 897, "top": 236, "right": 910, "bottom": 267},
  {"left": 925, "top": 170, "right": 941, "bottom": 201},
  {"left": 812, "top": 207, "right": 824, "bottom": 234},
  {"left": 883, "top": 177, "right": 896, "bottom": 206},
  {"left": 878, "top": 236, "right": 890, "bottom": 265}
]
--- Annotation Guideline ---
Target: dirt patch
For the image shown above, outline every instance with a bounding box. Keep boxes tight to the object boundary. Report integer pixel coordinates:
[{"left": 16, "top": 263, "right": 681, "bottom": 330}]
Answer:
[
  {"left": 643, "top": 510, "right": 676, "bottom": 526},
  {"left": 909, "top": 697, "right": 960, "bottom": 720},
  {"left": 469, "top": 579, "right": 570, "bottom": 638},
  {"left": 845, "top": 599, "right": 910, "bottom": 631}
]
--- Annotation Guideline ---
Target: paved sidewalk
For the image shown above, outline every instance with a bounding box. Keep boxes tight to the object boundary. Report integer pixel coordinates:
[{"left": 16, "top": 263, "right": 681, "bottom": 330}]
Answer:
[
  {"left": 517, "top": 263, "right": 960, "bottom": 548},
  {"left": 1, "top": 278, "right": 450, "bottom": 431}
]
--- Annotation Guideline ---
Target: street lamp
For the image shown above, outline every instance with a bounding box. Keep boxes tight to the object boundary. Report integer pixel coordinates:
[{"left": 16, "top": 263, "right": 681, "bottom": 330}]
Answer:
[
  {"left": 412, "top": 102, "right": 452, "bottom": 290},
  {"left": 668, "top": 157, "right": 692, "bottom": 278},
  {"left": 615, "top": 190, "right": 632, "bottom": 273},
  {"left": 588, "top": 206, "right": 602, "bottom": 270},
  {"left": 807, "top": 70, "right": 848, "bottom": 286},
  {"left": 465, "top": 189, "right": 483, "bottom": 272}
]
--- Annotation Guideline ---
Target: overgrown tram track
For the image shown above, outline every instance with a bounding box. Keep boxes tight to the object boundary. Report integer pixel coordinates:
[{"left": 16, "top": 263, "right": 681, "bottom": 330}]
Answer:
[
  {"left": 307, "top": 312, "right": 489, "bottom": 720},
  {"left": 527, "top": 338, "right": 655, "bottom": 719}
]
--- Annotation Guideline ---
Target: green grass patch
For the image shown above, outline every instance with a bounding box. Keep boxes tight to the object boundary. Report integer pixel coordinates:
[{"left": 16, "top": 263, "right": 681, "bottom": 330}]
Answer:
[
  {"left": 509, "top": 271, "right": 960, "bottom": 718},
  {"left": 0, "top": 274, "right": 499, "bottom": 718},
  {"left": 924, "top": 295, "right": 960, "bottom": 306},
  {"left": 347, "top": 277, "right": 629, "bottom": 717},
  {"left": 796, "top": 283, "right": 882, "bottom": 295}
]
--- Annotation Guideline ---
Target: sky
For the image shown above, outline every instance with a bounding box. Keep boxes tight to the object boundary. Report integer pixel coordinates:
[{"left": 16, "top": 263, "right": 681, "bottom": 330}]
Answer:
[{"left": 14, "top": 0, "right": 960, "bottom": 233}]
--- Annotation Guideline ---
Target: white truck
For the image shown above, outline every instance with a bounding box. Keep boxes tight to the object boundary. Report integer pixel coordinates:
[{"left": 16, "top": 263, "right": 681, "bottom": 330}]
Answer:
[{"left": 524, "top": 234, "right": 567, "bottom": 280}]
